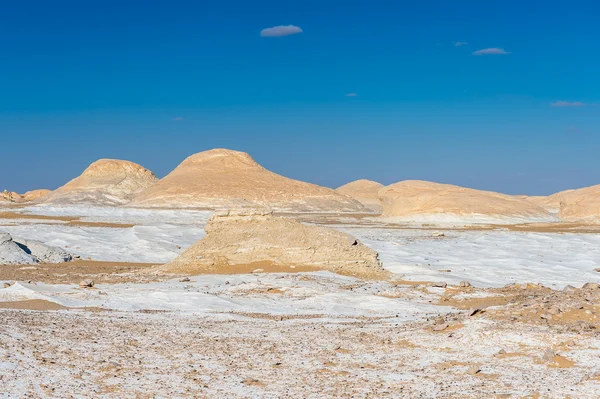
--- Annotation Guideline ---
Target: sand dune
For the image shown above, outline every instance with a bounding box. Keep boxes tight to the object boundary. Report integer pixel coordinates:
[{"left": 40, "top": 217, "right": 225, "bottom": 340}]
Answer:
[
  {"left": 128, "top": 149, "right": 367, "bottom": 212},
  {"left": 335, "top": 179, "right": 384, "bottom": 213},
  {"left": 378, "top": 180, "right": 555, "bottom": 224},
  {"left": 39, "top": 159, "right": 157, "bottom": 206}
]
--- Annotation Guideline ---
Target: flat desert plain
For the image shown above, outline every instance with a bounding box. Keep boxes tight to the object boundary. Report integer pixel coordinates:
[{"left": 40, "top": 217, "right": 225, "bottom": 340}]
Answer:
[{"left": 2, "top": 204, "right": 600, "bottom": 398}]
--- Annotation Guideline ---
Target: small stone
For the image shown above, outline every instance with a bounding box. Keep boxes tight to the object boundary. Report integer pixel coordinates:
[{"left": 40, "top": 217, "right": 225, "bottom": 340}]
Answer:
[
  {"left": 540, "top": 313, "right": 552, "bottom": 320},
  {"left": 432, "top": 323, "right": 449, "bottom": 331},
  {"left": 496, "top": 349, "right": 507, "bottom": 356},
  {"left": 548, "top": 305, "right": 561, "bottom": 315},
  {"left": 594, "top": 268, "right": 600, "bottom": 273},
  {"left": 179, "top": 277, "right": 191, "bottom": 282},
  {"left": 3, "top": 282, "right": 11, "bottom": 289},
  {"left": 468, "top": 308, "right": 482, "bottom": 317},
  {"left": 582, "top": 282, "right": 600, "bottom": 290},
  {"left": 542, "top": 348, "right": 555, "bottom": 363},
  {"left": 252, "top": 269, "right": 265, "bottom": 273},
  {"left": 431, "top": 232, "right": 445, "bottom": 237},
  {"left": 79, "top": 280, "right": 94, "bottom": 288},
  {"left": 563, "top": 285, "right": 578, "bottom": 293},
  {"left": 439, "top": 269, "right": 452, "bottom": 273},
  {"left": 466, "top": 366, "right": 481, "bottom": 375},
  {"left": 459, "top": 281, "right": 472, "bottom": 288},
  {"left": 432, "top": 282, "right": 448, "bottom": 288}
]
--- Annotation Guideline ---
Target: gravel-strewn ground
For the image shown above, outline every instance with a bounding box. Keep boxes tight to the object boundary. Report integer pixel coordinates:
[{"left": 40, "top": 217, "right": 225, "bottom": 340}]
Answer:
[{"left": 2, "top": 307, "right": 600, "bottom": 398}]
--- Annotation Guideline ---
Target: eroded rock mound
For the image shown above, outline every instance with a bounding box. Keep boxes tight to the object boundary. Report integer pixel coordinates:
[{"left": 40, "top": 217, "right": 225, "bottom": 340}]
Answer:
[
  {"left": 0, "top": 233, "right": 73, "bottom": 265},
  {"left": 335, "top": 179, "right": 384, "bottom": 213},
  {"left": 1, "top": 190, "right": 23, "bottom": 203},
  {"left": 40, "top": 159, "right": 158, "bottom": 206},
  {"left": 379, "top": 180, "right": 555, "bottom": 224},
  {"left": 1, "top": 189, "right": 51, "bottom": 203},
  {"left": 128, "top": 149, "right": 367, "bottom": 212},
  {"left": 154, "top": 210, "right": 389, "bottom": 279}
]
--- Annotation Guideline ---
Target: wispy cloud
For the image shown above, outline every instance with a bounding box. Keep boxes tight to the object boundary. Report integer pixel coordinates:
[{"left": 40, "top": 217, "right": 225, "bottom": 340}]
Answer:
[
  {"left": 473, "top": 47, "right": 510, "bottom": 55},
  {"left": 260, "top": 25, "right": 303, "bottom": 37},
  {"left": 172, "top": 117, "right": 184, "bottom": 121},
  {"left": 346, "top": 93, "right": 358, "bottom": 97},
  {"left": 453, "top": 41, "right": 468, "bottom": 46},
  {"left": 551, "top": 101, "right": 586, "bottom": 107}
]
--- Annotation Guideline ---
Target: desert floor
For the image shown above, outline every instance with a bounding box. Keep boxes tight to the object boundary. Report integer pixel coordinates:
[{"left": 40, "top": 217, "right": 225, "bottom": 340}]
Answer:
[{"left": 2, "top": 205, "right": 600, "bottom": 398}]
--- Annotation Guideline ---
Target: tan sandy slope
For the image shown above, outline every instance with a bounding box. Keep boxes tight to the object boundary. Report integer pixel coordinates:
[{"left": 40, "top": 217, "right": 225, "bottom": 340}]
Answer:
[
  {"left": 128, "top": 149, "right": 368, "bottom": 212},
  {"left": 154, "top": 210, "right": 389, "bottom": 279},
  {"left": 39, "top": 159, "right": 158, "bottom": 206},
  {"left": 554, "top": 184, "right": 600, "bottom": 222},
  {"left": 379, "top": 180, "right": 554, "bottom": 223},
  {"left": 335, "top": 179, "right": 384, "bottom": 213}
]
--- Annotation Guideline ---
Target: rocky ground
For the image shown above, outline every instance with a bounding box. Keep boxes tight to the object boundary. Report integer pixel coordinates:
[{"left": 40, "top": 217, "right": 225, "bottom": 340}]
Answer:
[{"left": 1, "top": 278, "right": 600, "bottom": 398}]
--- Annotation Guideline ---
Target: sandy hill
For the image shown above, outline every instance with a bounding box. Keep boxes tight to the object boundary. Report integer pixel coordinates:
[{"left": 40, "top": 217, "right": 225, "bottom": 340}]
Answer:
[
  {"left": 153, "top": 210, "right": 389, "bottom": 279},
  {"left": 40, "top": 159, "right": 158, "bottom": 206},
  {"left": 335, "top": 179, "right": 384, "bottom": 213},
  {"left": 22, "top": 189, "right": 52, "bottom": 202},
  {"left": 128, "top": 149, "right": 367, "bottom": 212},
  {"left": 378, "top": 180, "right": 555, "bottom": 224},
  {"left": 518, "top": 192, "right": 573, "bottom": 213},
  {"left": 552, "top": 185, "right": 600, "bottom": 222}
]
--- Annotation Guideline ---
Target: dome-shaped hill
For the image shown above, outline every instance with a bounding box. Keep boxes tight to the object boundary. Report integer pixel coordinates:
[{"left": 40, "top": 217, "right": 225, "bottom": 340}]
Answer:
[
  {"left": 39, "top": 159, "right": 158, "bottom": 206},
  {"left": 378, "top": 180, "right": 555, "bottom": 224},
  {"left": 127, "top": 149, "right": 368, "bottom": 212},
  {"left": 335, "top": 179, "right": 384, "bottom": 213}
]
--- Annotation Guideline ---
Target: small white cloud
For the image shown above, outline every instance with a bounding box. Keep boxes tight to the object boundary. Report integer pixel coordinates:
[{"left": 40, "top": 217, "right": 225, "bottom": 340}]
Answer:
[
  {"left": 551, "top": 101, "right": 586, "bottom": 107},
  {"left": 454, "top": 41, "right": 468, "bottom": 46},
  {"left": 172, "top": 117, "right": 184, "bottom": 121},
  {"left": 260, "top": 25, "right": 303, "bottom": 37},
  {"left": 346, "top": 93, "right": 358, "bottom": 97},
  {"left": 473, "top": 47, "right": 510, "bottom": 55}
]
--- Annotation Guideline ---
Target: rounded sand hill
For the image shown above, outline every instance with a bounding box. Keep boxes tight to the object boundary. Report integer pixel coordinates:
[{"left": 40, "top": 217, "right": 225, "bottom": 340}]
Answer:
[
  {"left": 153, "top": 210, "right": 388, "bottom": 279},
  {"left": 128, "top": 149, "right": 367, "bottom": 212},
  {"left": 554, "top": 185, "right": 600, "bottom": 222},
  {"left": 378, "top": 180, "right": 555, "bottom": 224},
  {"left": 335, "top": 179, "right": 384, "bottom": 213},
  {"left": 22, "top": 189, "right": 52, "bottom": 202},
  {"left": 40, "top": 159, "right": 158, "bottom": 206}
]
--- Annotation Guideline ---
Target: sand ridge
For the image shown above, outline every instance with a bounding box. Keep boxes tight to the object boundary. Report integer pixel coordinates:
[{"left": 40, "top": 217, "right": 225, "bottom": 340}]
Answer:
[{"left": 378, "top": 180, "right": 555, "bottom": 223}]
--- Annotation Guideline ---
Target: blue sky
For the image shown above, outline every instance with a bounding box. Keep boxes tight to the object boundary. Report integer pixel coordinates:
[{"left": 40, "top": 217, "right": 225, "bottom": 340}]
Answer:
[{"left": 1, "top": 0, "right": 598, "bottom": 195}]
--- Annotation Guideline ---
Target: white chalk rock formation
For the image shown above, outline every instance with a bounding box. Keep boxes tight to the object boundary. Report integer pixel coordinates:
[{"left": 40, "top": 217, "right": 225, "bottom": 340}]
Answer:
[
  {"left": 154, "top": 210, "right": 389, "bottom": 279},
  {"left": 128, "top": 149, "right": 367, "bottom": 212},
  {"left": 378, "top": 180, "right": 555, "bottom": 224},
  {"left": 335, "top": 179, "right": 384, "bottom": 213},
  {"left": 40, "top": 159, "right": 158, "bottom": 206},
  {"left": 0, "top": 233, "right": 73, "bottom": 265}
]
